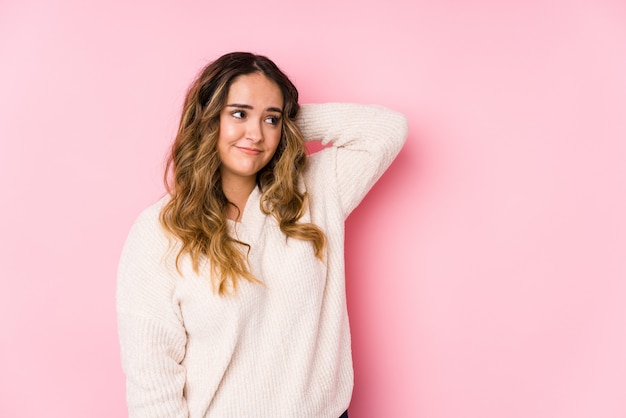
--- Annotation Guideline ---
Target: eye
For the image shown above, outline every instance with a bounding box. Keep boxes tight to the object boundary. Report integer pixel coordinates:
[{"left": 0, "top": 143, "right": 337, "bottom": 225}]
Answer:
[
  {"left": 231, "top": 110, "right": 246, "bottom": 119},
  {"left": 265, "top": 115, "right": 281, "bottom": 125}
]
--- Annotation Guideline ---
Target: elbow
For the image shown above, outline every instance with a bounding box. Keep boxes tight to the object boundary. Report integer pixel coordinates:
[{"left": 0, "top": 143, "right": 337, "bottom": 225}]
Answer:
[
  {"left": 396, "top": 112, "right": 409, "bottom": 146},
  {"left": 384, "top": 109, "right": 409, "bottom": 155}
]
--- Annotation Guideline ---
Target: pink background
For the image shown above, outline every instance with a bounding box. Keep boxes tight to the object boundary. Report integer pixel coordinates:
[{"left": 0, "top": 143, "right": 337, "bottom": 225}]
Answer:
[{"left": 1, "top": 0, "right": 625, "bottom": 417}]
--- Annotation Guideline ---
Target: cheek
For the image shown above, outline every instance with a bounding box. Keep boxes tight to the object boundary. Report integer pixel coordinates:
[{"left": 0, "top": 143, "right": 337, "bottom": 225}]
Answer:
[
  {"left": 218, "top": 119, "right": 239, "bottom": 143},
  {"left": 267, "top": 128, "right": 282, "bottom": 153}
]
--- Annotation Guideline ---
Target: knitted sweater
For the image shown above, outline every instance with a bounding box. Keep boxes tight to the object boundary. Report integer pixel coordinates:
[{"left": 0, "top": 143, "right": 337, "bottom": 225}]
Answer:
[{"left": 117, "top": 103, "right": 408, "bottom": 418}]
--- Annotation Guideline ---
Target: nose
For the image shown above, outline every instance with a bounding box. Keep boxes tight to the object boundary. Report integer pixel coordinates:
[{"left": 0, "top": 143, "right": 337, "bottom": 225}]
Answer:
[{"left": 246, "top": 119, "right": 263, "bottom": 143}]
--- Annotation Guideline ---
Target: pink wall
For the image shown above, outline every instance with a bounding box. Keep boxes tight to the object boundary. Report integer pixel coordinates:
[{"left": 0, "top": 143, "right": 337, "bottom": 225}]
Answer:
[{"left": 1, "top": 0, "right": 625, "bottom": 417}]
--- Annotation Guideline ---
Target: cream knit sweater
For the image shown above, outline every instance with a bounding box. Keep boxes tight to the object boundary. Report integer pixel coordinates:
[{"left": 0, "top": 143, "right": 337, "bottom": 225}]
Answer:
[{"left": 117, "top": 103, "right": 408, "bottom": 418}]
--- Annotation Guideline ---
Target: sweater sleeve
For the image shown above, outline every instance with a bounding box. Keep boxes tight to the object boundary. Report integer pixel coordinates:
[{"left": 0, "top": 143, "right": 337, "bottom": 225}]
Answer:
[
  {"left": 296, "top": 103, "right": 408, "bottom": 217},
  {"left": 116, "top": 208, "right": 189, "bottom": 418}
]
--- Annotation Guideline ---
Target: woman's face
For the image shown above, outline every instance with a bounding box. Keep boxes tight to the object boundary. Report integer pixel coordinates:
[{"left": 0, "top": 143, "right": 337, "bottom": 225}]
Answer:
[{"left": 217, "top": 72, "right": 284, "bottom": 187}]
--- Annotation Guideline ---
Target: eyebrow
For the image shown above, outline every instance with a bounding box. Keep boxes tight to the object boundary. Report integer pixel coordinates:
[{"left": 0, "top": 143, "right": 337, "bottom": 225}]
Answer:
[{"left": 226, "top": 103, "right": 283, "bottom": 114}]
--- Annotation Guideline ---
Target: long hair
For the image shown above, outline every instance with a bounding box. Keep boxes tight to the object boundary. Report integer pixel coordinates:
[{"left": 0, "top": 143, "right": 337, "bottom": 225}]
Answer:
[{"left": 160, "top": 52, "right": 326, "bottom": 294}]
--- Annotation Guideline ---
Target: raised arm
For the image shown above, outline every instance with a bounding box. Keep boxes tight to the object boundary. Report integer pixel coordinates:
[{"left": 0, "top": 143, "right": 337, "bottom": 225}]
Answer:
[
  {"left": 296, "top": 103, "right": 408, "bottom": 217},
  {"left": 116, "top": 208, "right": 189, "bottom": 418}
]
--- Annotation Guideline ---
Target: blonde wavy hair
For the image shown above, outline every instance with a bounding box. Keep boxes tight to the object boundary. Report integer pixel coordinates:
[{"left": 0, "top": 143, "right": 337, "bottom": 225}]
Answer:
[{"left": 160, "top": 52, "right": 325, "bottom": 294}]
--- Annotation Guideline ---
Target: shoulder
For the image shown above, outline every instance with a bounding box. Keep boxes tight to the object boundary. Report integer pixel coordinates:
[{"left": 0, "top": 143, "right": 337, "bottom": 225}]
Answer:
[
  {"left": 119, "top": 196, "right": 172, "bottom": 265},
  {"left": 131, "top": 196, "right": 168, "bottom": 230},
  {"left": 117, "top": 196, "right": 184, "bottom": 323},
  {"left": 126, "top": 196, "right": 169, "bottom": 238}
]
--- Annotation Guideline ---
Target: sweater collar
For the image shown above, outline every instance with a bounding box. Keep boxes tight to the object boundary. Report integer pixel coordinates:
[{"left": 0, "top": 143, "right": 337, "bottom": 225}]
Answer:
[{"left": 227, "top": 185, "right": 265, "bottom": 248}]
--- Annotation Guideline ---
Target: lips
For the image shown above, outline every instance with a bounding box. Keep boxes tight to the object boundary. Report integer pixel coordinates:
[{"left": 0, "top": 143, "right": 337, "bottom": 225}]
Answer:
[{"left": 235, "top": 146, "right": 262, "bottom": 155}]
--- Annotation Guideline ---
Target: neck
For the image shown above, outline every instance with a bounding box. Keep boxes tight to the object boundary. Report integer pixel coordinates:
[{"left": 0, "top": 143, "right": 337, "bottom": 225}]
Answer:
[{"left": 221, "top": 175, "right": 256, "bottom": 221}]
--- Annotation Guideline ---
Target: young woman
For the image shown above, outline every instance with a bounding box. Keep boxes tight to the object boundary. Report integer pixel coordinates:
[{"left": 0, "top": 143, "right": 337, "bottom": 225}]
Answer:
[{"left": 117, "top": 52, "right": 408, "bottom": 418}]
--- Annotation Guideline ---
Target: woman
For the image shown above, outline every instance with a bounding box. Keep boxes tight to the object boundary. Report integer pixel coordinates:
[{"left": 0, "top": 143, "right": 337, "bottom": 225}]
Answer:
[{"left": 117, "top": 52, "right": 408, "bottom": 418}]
